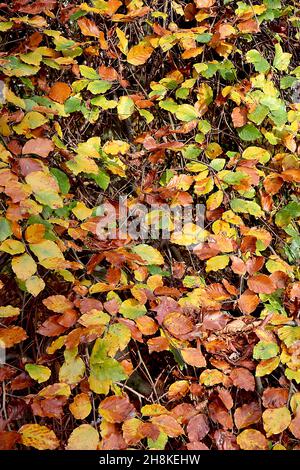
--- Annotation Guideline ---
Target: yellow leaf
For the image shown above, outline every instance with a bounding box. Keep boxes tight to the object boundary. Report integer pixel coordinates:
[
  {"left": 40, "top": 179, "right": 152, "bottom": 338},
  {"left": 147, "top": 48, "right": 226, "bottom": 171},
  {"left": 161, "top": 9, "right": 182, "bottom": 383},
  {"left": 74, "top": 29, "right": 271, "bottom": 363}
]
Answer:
[
  {"left": 116, "top": 27, "right": 128, "bottom": 54},
  {"left": 12, "top": 253, "right": 37, "bottom": 281},
  {"left": 141, "top": 404, "right": 169, "bottom": 416},
  {"left": 262, "top": 407, "right": 291, "bottom": 437},
  {"left": 171, "top": 223, "right": 206, "bottom": 246},
  {"left": 30, "top": 240, "right": 64, "bottom": 261},
  {"left": 0, "top": 239, "right": 25, "bottom": 255},
  {"left": 237, "top": 429, "right": 268, "bottom": 450},
  {"left": 72, "top": 201, "right": 93, "bottom": 220},
  {"left": 242, "top": 146, "right": 270, "bottom": 163},
  {"left": 0, "top": 305, "right": 20, "bottom": 317},
  {"left": 255, "top": 356, "right": 280, "bottom": 377},
  {"left": 59, "top": 348, "right": 85, "bottom": 386},
  {"left": 206, "top": 190, "right": 223, "bottom": 210},
  {"left": 131, "top": 244, "right": 164, "bottom": 265},
  {"left": 206, "top": 255, "right": 229, "bottom": 272},
  {"left": 200, "top": 369, "right": 225, "bottom": 386},
  {"left": 103, "top": 140, "right": 130, "bottom": 155},
  {"left": 66, "top": 424, "right": 99, "bottom": 450},
  {"left": 20, "top": 424, "right": 59, "bottom": 450},
  {"left": 168, "top": 380, "right": 189, "bottom": 400}
]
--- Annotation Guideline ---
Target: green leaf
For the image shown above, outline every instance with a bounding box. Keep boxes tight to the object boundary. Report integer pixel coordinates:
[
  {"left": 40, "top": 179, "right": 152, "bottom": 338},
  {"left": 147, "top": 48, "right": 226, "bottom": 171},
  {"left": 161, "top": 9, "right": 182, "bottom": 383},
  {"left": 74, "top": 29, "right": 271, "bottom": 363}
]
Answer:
[
  {"left": 79, "top": 65, "right": 99, "bottom": 79},
  {"left": 253, "top": 341, "right": 279, "bottom": 360},
  {"left": 0, "top": 218, "right": 12, "bottom": 241},
  {"left": 88, "top": 169, "right": 110, "bottom": 190},
  {"left": 246, "top": 50, "right": 270, "bottom": 73},
  {"left": 91, "top": 95, "right": 117, "bottom": 109},
  {"left": 222, "top": 171, "right": 248, "bottom": 185},
  {"left": 50, "top": 168, "right": 70, "bottom": 194},
  {"left": 25, "top": 364, "right": 51, "bottom": 383},
  {"left": 275, "top": 202, "right": 300, "bottom": 227},
  {"left": 196, "top": 33, "right": 212, "bottom": 43},
  {"left": 230, "top": 198, "right": 264, "bottom": 217},
  {"left": 237, "top": 124, "right": 262, "bottom": 141},
  {"left": 248, "top": 104, "right": 269, "bottom": 125},
  {"left": 64, "top": 96, "right": 82, "bottom": 113},
  {"left": 280, "top": 76, "right": 298, "bottom": 90},
  {"left": 175, "top": 104, "right": 199, "bottom": 122},
  {"left": 87, "top": 80, "right": 112, "bottom": 94},
  {"left": 119, "top": 299, "right": 147, "bottom": 319}
]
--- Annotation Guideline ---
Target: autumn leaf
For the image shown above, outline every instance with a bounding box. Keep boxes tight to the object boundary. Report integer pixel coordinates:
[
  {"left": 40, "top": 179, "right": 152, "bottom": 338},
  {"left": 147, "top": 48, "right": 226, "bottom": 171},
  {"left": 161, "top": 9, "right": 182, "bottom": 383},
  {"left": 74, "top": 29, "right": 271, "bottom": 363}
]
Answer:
[
  {"left": 127, "top": 43, "right": 154, "bottom": 66},
  {"left": 69, "top": 393, "right": 92, "bottom": 420},
  {"left": 231, "top": 106, "right": 247, "bottom": 128},
  {"left": 187, "top": 414, "right": 209, "bottom": 442},
  {"left": 247, "top": 274, "right": 276, "bottom": 294},
  {"left": 237, "top": 429, "right": 268, "bottom": 450},
  {"left": 19, "top": 424, "right": 59, "bottom": 450},
  {"left": 99, "top": 395, "right": 136, "bottom": 423},
  {"left": 49, "top": 82, "right": 71, "bottom": 104},
  {"left": 77, "top": 18, "right": 100, "bottom": 38},
  {"left": 234, "top": 402, "right": 261, "bottom": 429},
  {"left": 22, "top": 137, "right": 54, "bottom": 158},
  {"left": 230, "top": 368, "right": 255, "bottom": 391},
  {"left": 262, "top": 407, "right": 291, "bottom": 437},
  {"left": 0, "top": 306, "right": 20, "bottom": 318},
  {"left": 151, "top": 415, "right": 184, "bottom": 438},
  {"left": 0, "top": 326, "right": 27, "bottom": 348},
  {"left": 25, "top": 364, "right": 51, "bottom": 383},
  {"left": 12, "top": 253, "right": 37, "bottom": 281},
  {"left": 238, "top": 289, "right": 260, "bottom": 314},
  {"left": 66, "top": 424, "right": 99, "bottom": 450},
  {"left": 181, "top": 348, "right": 206, "bottom": 367}
]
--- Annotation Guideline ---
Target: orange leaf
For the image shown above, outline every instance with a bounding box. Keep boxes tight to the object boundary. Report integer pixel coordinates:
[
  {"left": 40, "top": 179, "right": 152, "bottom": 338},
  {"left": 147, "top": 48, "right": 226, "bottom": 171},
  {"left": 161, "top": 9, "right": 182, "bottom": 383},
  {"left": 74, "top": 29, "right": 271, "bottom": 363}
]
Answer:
[
  {"left": 49, "top": 82, "right": 71, "bottom": 104},
  {"left": 195, "top": 0, "right": 216, "bottom": 7},
  {"left": 237, "top": 19, "right": 260, "bottom": 33},
  {"left": 25, "top": 224, "right": 45, "bottom": 243},
  {"left": 238, "top": 289, "right": 260, "bottom": 314},
  {"left": 22, "top": 137, "right": 54, "bottom": 158},
  {"left": 234, "top": 402, "right": 261, "bottom": 429},
  {"left": 231, "top": 106, "right": 248, "bottom": 128},
  {"left": 248, "top": 274, "right": 276, "bottom": 294},
  {"left": 43, "top": 295, "right": 73, "bottom": 313},
  {"left": 151, "top": 415, "right": 184, "bottom": 438},
  {"left": 163, "top": 311, "right": 194, "bottom": 338},
  {"left": 77, "top": 17, "right": 100, "bottom": 37},
  {"left": 263, "top": 173, "right": 283, "bottom": 195},
  {"left": 168, "top": 380, "right": 190, "bottom": 400},
  {"left": 0, "top": 326, "right": 27, "bottom": 348},
  {"left": 181, "top": 348, "right": 206, "bottom": 367},
  {"left": 127, "top": 44, "right": 154, "bottom": 66},
  {"left": 69, "top": 393, "right": 92, "bottom": 420},
  {"left": 98, "top": 395, "right": 136, "bottom": 423}
]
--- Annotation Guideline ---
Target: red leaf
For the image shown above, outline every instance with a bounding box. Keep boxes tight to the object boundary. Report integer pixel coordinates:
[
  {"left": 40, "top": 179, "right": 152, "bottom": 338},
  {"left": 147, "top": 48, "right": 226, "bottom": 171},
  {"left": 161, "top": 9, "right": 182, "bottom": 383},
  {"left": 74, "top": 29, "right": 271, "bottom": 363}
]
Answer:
[{"left": 230, "top": 368, "right": 255, "bottom": 391}]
